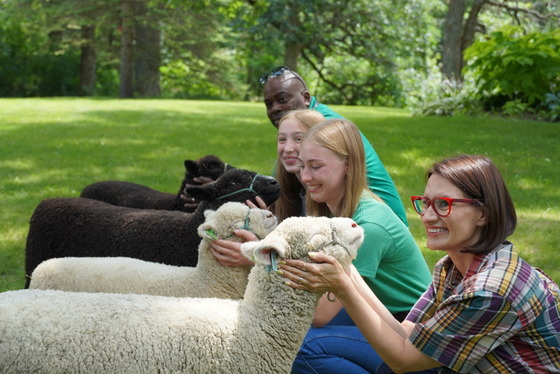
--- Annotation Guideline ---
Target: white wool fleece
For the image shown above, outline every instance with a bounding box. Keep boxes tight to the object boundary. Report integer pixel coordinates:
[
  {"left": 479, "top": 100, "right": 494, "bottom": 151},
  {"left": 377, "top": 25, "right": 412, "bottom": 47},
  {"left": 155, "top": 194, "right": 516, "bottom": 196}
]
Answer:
[{"left": 0, "top": 216, "right": 363, "bottom": 374}]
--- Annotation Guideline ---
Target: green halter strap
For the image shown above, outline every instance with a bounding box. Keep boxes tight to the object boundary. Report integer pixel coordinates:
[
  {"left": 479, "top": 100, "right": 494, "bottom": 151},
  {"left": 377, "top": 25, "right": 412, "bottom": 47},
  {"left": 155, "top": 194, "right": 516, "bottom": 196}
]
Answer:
[
  {"left": 204, "top": 206, "right": 256, "bottom": 241},
  {"left": 216, "top": 174, "right": 259, "bottom": 201},
  {"left": 313, "top": 223, "right": 352, "bottom": 255},
  {"left": 265, "top": 222, "right": 352, "bottom": 274}
]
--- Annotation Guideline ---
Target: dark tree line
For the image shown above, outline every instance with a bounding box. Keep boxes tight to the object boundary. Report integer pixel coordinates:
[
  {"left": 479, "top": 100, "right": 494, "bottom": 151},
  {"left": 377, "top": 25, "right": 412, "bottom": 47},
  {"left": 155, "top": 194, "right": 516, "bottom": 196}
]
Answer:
[{"left": 0, "top": 0, "right": 557, "bottom": 104}]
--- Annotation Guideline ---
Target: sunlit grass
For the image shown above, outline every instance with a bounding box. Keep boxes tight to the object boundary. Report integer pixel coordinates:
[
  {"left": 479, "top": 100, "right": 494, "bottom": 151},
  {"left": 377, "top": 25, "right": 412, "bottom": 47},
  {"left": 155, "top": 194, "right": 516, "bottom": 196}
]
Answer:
[{"left": 1, "top": 98, "right": 558, "bottom": 291}]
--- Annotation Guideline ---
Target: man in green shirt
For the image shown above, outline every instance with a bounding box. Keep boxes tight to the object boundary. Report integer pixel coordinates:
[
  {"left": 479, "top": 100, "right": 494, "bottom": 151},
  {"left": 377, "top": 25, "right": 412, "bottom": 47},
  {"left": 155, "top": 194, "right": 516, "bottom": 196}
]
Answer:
[{"left": 260, "top": 66, "right": 408, "bottom": 226}]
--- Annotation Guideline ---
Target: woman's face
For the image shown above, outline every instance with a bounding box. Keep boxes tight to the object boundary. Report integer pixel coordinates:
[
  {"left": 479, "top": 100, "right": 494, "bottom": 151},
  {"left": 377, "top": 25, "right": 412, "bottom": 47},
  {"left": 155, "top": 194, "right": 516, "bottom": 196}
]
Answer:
[
  {"left": 421, "top": 173, "right": 486, "bottom": 254},
  {"left": 298, "top": 141, "right": 347, "bottom": 215},
  {"left": 277, "top": 117, "right": 306, "bottom": 174}
]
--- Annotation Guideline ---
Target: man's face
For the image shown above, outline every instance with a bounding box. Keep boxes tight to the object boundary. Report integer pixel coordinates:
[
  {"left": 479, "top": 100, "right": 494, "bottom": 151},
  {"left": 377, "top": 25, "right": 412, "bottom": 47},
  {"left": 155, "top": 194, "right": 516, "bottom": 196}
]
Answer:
[{"left": 263, "top": 75, "right": 311, "bottom": 128}]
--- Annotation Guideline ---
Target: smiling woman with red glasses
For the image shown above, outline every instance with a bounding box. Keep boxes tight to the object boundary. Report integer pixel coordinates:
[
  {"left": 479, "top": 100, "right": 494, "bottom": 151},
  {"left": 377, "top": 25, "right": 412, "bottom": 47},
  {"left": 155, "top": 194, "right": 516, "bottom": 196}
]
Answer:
[{"left": 279, "top": 154, "right": 560, "bottom": 373}]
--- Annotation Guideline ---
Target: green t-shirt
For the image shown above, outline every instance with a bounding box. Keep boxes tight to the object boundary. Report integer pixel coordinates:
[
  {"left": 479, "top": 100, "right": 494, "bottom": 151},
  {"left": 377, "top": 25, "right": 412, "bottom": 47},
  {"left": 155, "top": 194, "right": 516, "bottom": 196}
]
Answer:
[
  {"left": 352, "top": 195, "right": 431, "bottom": 314},
  {"left": 309, "top": 96, "right": 409, "bottom": 227}
]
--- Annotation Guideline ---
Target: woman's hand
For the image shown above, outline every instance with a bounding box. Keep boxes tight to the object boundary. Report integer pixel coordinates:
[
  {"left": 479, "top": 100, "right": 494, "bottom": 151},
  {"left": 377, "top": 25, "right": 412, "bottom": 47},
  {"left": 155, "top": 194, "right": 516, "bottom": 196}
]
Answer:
[
  {"left": 277, "top": 251, "right": 351, "bottom": 294},
  {"left": 209, "top": 229, "right": 257, "bottom": 267},
  {"left": 181, "top": 176, "right": 215, "bottom": 210},
  {"left": 244, "top": 196, "right": 269, "bottom": 210}
]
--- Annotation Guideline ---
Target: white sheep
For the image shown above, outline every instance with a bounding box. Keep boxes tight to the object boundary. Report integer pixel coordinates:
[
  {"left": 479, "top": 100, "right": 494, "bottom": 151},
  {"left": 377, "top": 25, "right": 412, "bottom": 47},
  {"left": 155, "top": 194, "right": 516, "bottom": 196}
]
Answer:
[
  {"left": 29, "top": 202, "right": 277, "bottom": 299},
  {"left": 0, "top": 216, "right": 363, "bottom": 374}
]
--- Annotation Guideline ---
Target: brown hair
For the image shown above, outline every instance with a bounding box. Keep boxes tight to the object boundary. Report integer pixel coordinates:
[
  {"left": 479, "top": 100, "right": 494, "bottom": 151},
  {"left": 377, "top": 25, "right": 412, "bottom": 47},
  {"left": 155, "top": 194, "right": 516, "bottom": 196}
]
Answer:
[
  {"left": 271, "top": 110, "right": 326, "bottom": 222},
  {"left": 427, "top": 154, "right": 517, "bottom": 253},
  {"left": 303, "top": 118, "right": 376, "bottom": 218}
]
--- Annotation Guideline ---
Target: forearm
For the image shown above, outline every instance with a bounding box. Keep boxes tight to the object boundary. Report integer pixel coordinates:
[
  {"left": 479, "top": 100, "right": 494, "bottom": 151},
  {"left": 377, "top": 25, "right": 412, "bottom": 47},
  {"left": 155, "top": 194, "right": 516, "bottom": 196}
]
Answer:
[
  {"left": 336, "top": 286, "right": 439, "bottom": 373},
  {"left": 312, "top": 294, "right": 343, "bottom": 327},
  {"left": 349, "top": 268, "right": 408, "bottom": 337},
  {"left": 278, "top": 254, "right": 440, "bottom": 372}
]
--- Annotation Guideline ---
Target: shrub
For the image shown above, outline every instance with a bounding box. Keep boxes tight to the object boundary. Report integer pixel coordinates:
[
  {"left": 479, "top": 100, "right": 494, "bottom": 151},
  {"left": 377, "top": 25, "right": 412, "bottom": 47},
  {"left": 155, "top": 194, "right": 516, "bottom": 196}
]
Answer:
[
  {"left": 464, "top": 26, "right": 560, "bottom": 105},
  {"left": 502, "top": 99, "right": 534, "bottom": 118},
  {"left": 540, "top": 92, "right": 560, "bottom": 122},
  {"left": 406, "top": 67, "right": 481, "bottom": 117}
]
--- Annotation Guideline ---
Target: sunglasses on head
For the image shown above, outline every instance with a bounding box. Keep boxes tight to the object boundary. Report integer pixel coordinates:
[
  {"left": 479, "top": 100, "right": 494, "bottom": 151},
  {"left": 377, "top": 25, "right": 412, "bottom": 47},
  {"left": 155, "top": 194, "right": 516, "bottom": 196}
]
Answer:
[{"left": 258, "top": 66, "right": 305, "bottom": 87}]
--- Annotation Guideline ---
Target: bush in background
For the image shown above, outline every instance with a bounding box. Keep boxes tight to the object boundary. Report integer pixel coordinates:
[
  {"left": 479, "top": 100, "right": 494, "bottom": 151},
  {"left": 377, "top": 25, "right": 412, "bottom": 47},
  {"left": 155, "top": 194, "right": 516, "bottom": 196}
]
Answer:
[
  {"left": 0, "top": 22, "right": 80, "bottom": 97},
  {"left": 464, "top": 26, "right": 560, "bottom": 121},
  {"left": 405, "top": 66, "right": 482, "bottom": 117}
]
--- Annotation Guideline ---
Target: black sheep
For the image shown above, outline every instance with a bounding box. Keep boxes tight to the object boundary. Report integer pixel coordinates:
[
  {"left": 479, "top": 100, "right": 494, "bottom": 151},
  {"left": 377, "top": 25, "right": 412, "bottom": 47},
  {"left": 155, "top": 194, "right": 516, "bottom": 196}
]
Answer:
[
  {"left": 80, "top": 155, "right": 234, "bottom": 212},
  {"left": 24, "top": 168, "right": 280, "bottom": 287}
]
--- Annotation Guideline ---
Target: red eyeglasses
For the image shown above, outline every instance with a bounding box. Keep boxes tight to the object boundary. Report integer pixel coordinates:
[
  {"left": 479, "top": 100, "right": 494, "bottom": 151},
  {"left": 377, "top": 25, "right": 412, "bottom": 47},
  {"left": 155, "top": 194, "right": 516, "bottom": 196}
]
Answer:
[{"left": 410, "top": 196, "right": 482, "bottom": 217}]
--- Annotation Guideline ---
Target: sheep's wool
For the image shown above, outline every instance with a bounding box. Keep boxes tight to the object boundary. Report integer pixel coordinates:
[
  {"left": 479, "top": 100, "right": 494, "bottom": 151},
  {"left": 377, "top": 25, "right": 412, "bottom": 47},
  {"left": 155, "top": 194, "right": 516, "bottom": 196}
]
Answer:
[
  {"left": 30, "top": 202, "right": 277, "bottom": 300},
  {"left": 1, "top": 216, "right": 363, "bottom": 374}
]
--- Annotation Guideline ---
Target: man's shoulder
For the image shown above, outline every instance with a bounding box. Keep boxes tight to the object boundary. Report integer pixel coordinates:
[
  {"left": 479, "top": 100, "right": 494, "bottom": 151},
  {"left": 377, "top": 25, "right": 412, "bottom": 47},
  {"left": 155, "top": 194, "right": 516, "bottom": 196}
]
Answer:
[{"left": 309, "top": 96, "right": 344, "bottom": 119}]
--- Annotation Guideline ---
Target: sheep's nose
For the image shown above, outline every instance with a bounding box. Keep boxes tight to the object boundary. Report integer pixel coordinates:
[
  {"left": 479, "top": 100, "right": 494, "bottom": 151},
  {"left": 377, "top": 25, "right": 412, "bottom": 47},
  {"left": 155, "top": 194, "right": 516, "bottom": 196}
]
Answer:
[{"left": 269, "top": 178, "right": 278, "bottom": 186}]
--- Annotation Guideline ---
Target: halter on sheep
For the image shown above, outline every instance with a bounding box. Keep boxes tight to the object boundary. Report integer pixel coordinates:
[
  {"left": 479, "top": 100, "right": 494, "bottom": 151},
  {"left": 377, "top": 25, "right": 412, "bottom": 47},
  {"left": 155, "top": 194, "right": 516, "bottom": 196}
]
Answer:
[
  {"left": 265, "top": 220, "right": 357, "bottom": 273},
  {"left": 215, "top": 173, "right": 259, "bottom": 201},
  {"left": 80, "top": 154, "right": 235, "bottom": 212},
  {"left": 203, "top": 201, "right": 262, "bottom": 241}
]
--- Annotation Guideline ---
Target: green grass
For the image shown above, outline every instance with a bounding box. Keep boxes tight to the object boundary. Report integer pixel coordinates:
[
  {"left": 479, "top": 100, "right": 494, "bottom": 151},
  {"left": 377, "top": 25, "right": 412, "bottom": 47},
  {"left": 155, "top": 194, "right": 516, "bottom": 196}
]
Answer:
[{"left": 1, "top": 98, "right": 559, "bottom": 291}]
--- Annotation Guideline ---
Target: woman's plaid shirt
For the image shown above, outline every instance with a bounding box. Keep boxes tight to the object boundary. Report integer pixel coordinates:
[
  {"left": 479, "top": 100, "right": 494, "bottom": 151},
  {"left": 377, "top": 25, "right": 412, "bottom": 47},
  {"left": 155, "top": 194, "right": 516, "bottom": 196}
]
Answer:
[{"left": 406, "top": 242, "right": 560, "bottom": 373}]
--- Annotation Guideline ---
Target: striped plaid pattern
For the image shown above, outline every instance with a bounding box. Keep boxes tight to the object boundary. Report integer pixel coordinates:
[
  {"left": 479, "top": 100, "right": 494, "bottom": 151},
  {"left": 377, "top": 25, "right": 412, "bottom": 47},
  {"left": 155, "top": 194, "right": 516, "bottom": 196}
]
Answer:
[{"left": 406, "top": 242, "right": 560, "bottom": 373}]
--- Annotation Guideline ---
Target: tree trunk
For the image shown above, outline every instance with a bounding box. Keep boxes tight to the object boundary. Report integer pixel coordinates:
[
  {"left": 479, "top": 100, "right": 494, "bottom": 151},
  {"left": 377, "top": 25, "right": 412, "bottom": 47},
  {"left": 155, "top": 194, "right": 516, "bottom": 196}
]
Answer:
[
  {"left": 441, "top": 0, "right": 466, "bottom": 83},
  {"left": 284, "top": 1, "right": 302, "bottom": 71},
  {"left": 135, "top": 2, "right": 161, "bottom": 97},
  {"left": 461, "top": 0, "right": 486, "bottom": 52},
  {"left": 79, "top": 25, "right": 96, "bottom": 96},
  {"left": 119, "top": 0, "right": 135, "bottom": 98},
  {"left": 284, "top": 44, "right": 302, "bottom": 71}
]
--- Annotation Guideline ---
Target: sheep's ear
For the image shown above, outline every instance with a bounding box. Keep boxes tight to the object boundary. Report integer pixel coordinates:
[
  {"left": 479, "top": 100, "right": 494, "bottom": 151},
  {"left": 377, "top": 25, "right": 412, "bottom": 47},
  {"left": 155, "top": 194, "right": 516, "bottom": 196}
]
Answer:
[
  {"left": 203, "top": 208, "right": 215, "bottom": 219},
  {"left": 196, "top": 209, "right": 218, "bottom": 239},
  {"left": 240, "top": 236, "right": 288, "bottom": 266},
  {"left": 197, "top": 219, "right": 217, "bottom": 239},
  {"left": 184, "top": 159, "right": 199, "bottom": 174}
]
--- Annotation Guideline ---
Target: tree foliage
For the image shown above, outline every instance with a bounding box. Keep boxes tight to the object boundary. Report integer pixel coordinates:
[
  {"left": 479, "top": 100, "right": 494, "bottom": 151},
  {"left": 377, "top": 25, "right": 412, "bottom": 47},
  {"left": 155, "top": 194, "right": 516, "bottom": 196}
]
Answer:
[
  {"left": 0, "top": 0, "right": 558, "bottom": 118},
  {"left": 229, "top": 0, "right": 440, "bottom": 106},
  {"left": 464, "top": 26, "right": 560, "bottom": 105}
]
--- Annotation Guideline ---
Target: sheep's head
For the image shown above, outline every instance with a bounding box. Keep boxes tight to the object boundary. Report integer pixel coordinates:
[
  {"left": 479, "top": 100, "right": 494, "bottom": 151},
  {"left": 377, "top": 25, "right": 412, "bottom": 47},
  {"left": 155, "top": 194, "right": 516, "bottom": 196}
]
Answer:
[
  {"left": 183, "top": 155, "right": 235, "bottom": 185},
  {"left": 186, "top": 169, "right": 281, "bottom": 209},
  {"left": 240, "top": 217, "right": 364, "bottom": 268},
  {"left": 198, "top": 202, "right": 277, "bottom": 242}
]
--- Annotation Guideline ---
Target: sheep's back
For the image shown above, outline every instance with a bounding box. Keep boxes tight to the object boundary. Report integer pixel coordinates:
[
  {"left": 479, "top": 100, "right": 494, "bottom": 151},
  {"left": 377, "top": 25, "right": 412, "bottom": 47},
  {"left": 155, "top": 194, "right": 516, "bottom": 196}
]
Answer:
[
  {"left": 81, "top": 181, "right": 178, "bottom": 210},
  {"left": 30, "top": 257, "right": 191, "bottom": 296},
  {"left": 0, "top": 290, "right": 241, "bottom": 373},
  {"left": 25, "top": 198, "right": 201, "bottom": 282}
]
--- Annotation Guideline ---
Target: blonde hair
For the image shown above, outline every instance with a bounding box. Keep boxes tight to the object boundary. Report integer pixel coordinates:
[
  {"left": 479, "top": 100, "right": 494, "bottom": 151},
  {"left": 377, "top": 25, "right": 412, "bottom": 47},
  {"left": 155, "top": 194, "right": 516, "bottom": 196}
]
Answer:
[
  {"left": 272, "top": 110, "right": 326, "bottom": 222},
  {"left": 303, "top": 118, "right": 374, "bottom": 218}
]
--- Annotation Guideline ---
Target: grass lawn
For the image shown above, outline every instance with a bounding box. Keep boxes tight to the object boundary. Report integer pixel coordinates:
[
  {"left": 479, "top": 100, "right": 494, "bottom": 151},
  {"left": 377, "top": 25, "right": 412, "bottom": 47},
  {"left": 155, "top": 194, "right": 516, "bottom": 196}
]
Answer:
[{"left": 1, "top": 98, "right": 558, "bottom": 292}]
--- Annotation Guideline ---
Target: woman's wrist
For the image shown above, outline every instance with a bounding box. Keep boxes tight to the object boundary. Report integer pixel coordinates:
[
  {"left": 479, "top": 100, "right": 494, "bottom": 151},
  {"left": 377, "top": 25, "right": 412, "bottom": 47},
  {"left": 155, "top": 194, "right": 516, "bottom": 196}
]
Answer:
[{"left": 331, "top": 274, "right": 356, "bottom": 303}]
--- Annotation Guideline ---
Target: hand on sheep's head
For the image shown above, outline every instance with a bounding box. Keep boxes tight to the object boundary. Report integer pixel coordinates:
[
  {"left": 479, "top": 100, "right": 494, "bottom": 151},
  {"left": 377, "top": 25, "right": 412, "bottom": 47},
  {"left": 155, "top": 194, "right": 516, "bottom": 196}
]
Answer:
[
  {"left": 197, "top": 202, "right": 277, "bottom": 241},
  {"left": 240, "top": 217, "right": 363, "bottom": 270}
]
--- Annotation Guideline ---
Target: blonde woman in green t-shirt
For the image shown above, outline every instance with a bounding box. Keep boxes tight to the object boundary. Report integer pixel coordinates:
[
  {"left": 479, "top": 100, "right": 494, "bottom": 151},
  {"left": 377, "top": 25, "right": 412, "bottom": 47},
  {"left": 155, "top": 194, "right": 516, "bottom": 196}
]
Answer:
[{"left": 295, "top": 118, "right": 431, "bottom": 328}]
